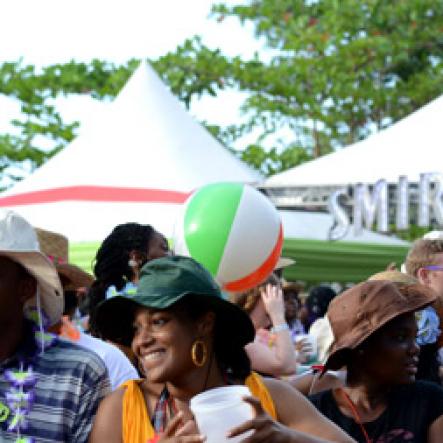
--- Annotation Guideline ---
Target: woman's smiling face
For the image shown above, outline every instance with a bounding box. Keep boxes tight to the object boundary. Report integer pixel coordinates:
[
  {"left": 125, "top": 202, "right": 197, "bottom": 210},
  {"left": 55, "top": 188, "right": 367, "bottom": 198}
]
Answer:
[{"left": 131, "top": 306, "right": 203, "bottom": 384}]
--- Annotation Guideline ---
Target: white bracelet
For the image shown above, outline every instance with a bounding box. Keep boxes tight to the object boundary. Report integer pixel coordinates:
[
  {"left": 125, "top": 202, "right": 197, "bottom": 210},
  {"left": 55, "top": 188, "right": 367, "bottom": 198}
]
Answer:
[{"left": 271, "top": 323, "right": 289, "bottom": 333}]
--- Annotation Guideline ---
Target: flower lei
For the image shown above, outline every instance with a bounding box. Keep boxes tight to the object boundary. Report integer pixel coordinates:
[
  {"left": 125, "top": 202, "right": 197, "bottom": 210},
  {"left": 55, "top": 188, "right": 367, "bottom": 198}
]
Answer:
[
  {"left": 0, "top": 307, "right": 57, "bottom": 443},
  {"left": 105, "top": 281, "right": 137, "bottom": 300},
  {"left": 416, "top": 306, "right": 441, "bottom": 346}
]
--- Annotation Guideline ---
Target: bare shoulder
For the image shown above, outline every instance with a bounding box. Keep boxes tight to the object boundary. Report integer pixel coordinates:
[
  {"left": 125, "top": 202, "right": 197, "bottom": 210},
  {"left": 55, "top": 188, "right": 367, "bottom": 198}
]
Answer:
[
  {"left": 260, "top": 376, "right": 311, "bottom": 423},
  {"left": 100, "top": 386, "right": 126, "bottom": 412},
  {"left": 261, "top": 376, "right": 305, "bottom": 402},
  {"left": 89, "top": 387, "right": 126, "bottom": 443}
]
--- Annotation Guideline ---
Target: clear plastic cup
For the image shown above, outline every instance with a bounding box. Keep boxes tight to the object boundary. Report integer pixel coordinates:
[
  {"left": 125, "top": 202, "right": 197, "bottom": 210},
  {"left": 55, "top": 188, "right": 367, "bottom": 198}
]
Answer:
[
  {"left": 295, "top": 334, "right": 318, "bottom": 363},
  {"left": 190, "top": 385, "right": 253, "bottom": 443}
]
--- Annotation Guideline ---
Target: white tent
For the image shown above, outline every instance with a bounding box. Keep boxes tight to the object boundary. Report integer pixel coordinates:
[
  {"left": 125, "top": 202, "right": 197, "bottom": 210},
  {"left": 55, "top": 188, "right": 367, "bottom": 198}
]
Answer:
[
  {"left": 264, "top": 94, "right": 443, "bottom": 187},
  {"left": 0, "top": 62, "right": 261, "bottom": 241}
]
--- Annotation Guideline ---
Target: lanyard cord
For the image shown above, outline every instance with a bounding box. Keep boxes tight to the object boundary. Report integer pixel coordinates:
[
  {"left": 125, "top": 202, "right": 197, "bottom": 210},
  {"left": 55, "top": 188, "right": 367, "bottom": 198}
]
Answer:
[
  {"left": 158, "top": 350, "right": 215, "bottom": 432},
  {"left": 337, "top": 388, "right": 371, "bottom": 443}
]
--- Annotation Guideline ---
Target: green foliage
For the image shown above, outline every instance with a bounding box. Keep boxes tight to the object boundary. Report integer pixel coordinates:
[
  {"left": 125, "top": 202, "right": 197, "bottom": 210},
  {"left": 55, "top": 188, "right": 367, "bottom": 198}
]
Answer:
[
  {"left": 390, "top": 224, "right": 431, "bottom": 242},
  {"left": 161, "top": 0, "right": 443, "bottom": 171},
  {"left": 212, "top": 0, "right": 443, "bottom": 157},
  {"left": 1, "top": 0, "right": 443, "bottom": 184},
  {"left": 0, "top": 59, "right": 139, "bottom": 186},
  {"left": 239, "top": 144, "right": 312, "bottom": 176},
  {"left": 154, "top": 37, "right": 233, "bottom": 108}
]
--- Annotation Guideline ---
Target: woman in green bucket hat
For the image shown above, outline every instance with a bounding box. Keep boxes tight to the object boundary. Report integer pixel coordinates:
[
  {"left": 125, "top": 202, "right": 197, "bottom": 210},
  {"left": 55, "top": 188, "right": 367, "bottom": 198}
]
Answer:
[{"left": 90, "top": 256, "right": 354, "bottom": 443}]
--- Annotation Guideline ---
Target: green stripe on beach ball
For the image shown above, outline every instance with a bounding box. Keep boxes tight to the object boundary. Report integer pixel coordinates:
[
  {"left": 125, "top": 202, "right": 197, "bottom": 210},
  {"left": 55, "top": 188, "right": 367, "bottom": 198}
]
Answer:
[{"left": 184, "top": 183, "right": 243, "bottom": 276}]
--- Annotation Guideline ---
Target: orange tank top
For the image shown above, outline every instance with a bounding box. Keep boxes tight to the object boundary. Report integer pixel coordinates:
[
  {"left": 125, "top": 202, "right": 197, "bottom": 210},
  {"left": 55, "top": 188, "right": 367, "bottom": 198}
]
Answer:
[{"left": 120, "top": 372, "right": 276, "bottom": 443}]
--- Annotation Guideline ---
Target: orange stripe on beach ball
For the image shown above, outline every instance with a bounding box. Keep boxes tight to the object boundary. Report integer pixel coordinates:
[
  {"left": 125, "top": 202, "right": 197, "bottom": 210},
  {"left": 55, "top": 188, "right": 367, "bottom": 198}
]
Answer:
[{"left": 224, "top": 224, "right": 283, "bottom": 293}]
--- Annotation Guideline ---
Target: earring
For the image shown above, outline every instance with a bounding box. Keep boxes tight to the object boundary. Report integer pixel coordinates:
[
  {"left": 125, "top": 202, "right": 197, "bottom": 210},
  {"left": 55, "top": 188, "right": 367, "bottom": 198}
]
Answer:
[
  {"left": 191, "top": 340, "right": 208, "bottom": 367},
  {"left": 128, "top": 259, "right": 138, "bottom": 268}
]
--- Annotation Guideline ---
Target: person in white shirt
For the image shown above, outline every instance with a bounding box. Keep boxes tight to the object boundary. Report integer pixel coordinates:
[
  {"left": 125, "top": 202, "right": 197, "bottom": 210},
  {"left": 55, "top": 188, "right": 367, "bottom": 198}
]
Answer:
[{"left": 74, "top": 329, "right": 139, "bottom": 390}]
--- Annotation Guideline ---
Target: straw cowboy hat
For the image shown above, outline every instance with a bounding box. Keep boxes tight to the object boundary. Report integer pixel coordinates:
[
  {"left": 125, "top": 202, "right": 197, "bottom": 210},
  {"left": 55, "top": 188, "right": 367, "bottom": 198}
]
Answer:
[
  {"left": 35, "top": 227, "right": 94, "bottom": 290},
  {"left": 0, "top": 210, "right": 63, "bottom": 325}
]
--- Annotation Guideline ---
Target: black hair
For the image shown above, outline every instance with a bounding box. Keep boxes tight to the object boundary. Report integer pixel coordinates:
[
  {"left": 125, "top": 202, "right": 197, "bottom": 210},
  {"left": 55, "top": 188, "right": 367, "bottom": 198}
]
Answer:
[
  {"left": 307, "top": 285, "right": 336, "bottom": 316},
  {"left": 63, "top": 290, "right": 78, "bottom": 317},
  {"left": 171, "top": 295, "right": 252, "bottom": 381},
  {"left": 86, "top": 223, "right": 154, "bottom": 339},
  {"left": 416, "top": 342, "right": 440, "bottom": 384}
]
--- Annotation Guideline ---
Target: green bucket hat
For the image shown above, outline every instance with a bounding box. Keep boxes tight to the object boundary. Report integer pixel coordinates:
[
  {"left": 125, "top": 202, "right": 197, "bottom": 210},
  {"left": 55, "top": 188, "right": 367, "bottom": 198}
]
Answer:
[
  {"left": 94, "top": 256, "right": 255, "bottom": 347},
  {"left": 136, "top": 254, "right": 224, "bottom": 308}
]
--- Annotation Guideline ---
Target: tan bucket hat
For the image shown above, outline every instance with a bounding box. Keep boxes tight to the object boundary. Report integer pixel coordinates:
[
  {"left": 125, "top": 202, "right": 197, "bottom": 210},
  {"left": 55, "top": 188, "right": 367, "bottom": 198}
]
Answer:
[
  {"left": 324, "top": 280, "right": 436, "bottom": 371},
  {"left": 275, "top": 257, "right": 296, "bottom": 270},
  {"left": 35, "top": 227, "right": 94, "bottom": 290},
  {"left": 368, "top": 270, "right": 419, "bottom": 286},
  {"left": 0, "top": 210, "right": 63, "bottom": 325}
]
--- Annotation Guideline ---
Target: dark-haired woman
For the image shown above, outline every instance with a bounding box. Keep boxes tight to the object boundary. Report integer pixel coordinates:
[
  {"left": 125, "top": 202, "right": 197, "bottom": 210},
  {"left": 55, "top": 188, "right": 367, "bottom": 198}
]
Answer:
[
  {"left": 369, "top": 270, "right": 442, "bottom": 385},
  {"left": 90, "top": 256, "right": 354, "bottom": 443},
  {"left": 85, "top": 223, "right": 169, "bottom": 348},
  {"left": 309, "top": 280, "right": 443, "bottom": 443}
]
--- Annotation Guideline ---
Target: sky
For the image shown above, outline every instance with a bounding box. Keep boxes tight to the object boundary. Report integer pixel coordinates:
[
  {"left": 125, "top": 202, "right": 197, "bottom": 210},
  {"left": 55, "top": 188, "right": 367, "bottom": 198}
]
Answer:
[
  {"left": 0, "top": 0, "right": 260, "bottom": 65},
  {"left": 0, "top": 0, "right": 267, "bottom": 143}
]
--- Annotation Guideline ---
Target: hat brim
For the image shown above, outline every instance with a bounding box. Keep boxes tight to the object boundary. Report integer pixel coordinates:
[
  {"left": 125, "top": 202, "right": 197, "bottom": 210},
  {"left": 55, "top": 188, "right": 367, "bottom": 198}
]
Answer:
[
  {"left": 57, "top": 263, "right": 94, "bottom": 290},
  {"left": 95, "top": 292, "right": 255, "bottom": 348},
  {"left": 0, "top": 251, "right": 63, "bottom": 326},
  {"left": 324, "top": 283, "right": 436, "bottom": 372},
  {"left": 274, "top": 257, "right": 296, "bottom": 270},
  {"left": 195, "top": 294, "right": 256, "bottom": 347},
  {"left": 282, "top": 280, "right": 303, "bottom": 293}
]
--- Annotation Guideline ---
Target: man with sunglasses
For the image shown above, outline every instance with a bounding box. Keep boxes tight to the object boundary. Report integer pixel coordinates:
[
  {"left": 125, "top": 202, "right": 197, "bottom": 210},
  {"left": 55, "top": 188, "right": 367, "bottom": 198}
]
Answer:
[
  {"left": 405, "top": 238, "right": 443, "bottom": 309},
  {"left": 405, "top": 238, "right": 443, "bottom": 383}
]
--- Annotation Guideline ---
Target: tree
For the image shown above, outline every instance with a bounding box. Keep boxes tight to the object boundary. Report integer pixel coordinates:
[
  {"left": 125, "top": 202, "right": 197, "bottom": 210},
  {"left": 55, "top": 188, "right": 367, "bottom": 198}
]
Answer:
[
  {"left": 141, "top": 0, "right": 443, "bottom": 170},
  {"left": 0, "top": 59, "right": 139, "bottom": 186},
  {"left": 211, "top": 0, "right": 443, "bottom": 157},
  {"left": 1, "top": 0, "right": 443, "bottom": 185}
]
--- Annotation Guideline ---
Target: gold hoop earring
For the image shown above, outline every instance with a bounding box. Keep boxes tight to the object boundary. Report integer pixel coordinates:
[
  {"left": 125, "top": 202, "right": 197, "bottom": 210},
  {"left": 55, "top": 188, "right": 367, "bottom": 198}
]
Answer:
[{"left": 191, "top": 340, "right": 208, "bottom": 367}]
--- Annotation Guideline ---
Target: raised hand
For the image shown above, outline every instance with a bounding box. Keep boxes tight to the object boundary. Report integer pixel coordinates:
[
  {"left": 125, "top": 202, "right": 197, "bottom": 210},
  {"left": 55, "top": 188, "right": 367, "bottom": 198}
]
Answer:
[{"left": 261, "top": 284, "right": 286, "bottom": 325}]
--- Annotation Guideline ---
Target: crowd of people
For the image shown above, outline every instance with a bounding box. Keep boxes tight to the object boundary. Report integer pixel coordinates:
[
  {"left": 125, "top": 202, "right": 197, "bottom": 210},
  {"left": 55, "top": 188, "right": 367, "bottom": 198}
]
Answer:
[{"left": 2, "top": 208, "right": 443, "bottom": 442}]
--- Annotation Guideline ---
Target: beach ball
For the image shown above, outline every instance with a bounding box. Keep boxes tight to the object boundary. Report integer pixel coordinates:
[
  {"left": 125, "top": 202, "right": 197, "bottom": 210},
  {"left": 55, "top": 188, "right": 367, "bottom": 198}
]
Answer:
[{"left": 173, "top": 182, "right": 283, "bottom": 292}]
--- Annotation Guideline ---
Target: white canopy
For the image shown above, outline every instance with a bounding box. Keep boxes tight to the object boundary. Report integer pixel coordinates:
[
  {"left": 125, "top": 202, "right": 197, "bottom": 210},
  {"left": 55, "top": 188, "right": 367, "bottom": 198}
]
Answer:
[
  {"left": 264, "top": 94, "right": 443, "bottom": 187},
  {"left": 0, "top": 61, "right": 261, "bottom": 241}
]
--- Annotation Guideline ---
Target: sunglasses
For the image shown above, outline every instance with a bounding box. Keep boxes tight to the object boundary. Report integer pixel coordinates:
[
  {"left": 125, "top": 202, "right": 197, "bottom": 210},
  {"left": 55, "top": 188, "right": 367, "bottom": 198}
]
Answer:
[{"left": 424, "top": 265, "right": 443, "bottom": 272}]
